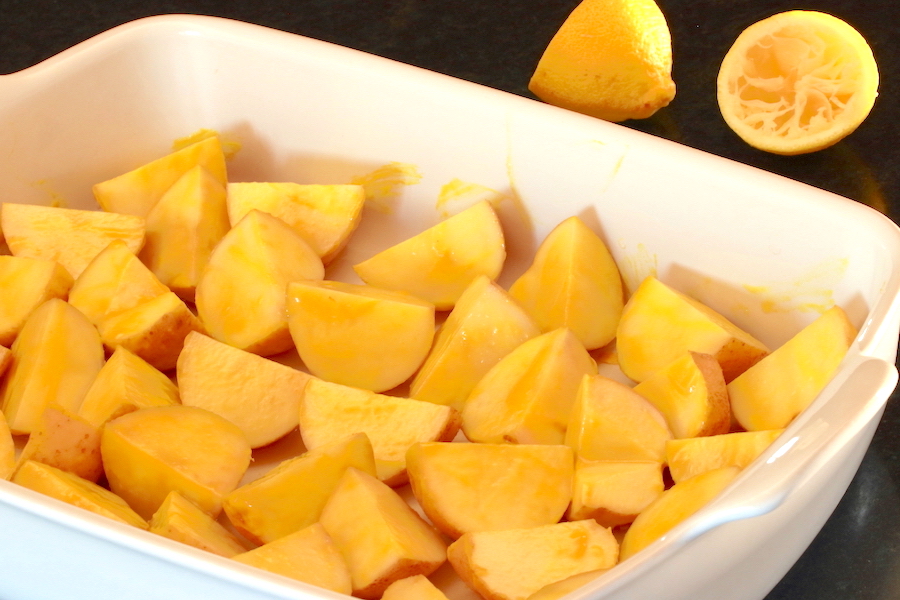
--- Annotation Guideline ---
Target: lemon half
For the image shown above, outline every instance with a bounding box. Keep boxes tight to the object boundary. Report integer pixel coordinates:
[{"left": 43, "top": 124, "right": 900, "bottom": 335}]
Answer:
[
  {"left": 529, "top": 0, "right": 676, "bottom": 122},
  {"left": 717, "top": 11, "right": 879, "bottom": 155}
]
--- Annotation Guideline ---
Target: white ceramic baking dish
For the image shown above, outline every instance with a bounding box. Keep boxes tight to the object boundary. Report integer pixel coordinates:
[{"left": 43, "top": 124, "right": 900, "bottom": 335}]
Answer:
[{"left": 0, "top": 14, "right": 897, "bottom": 600}]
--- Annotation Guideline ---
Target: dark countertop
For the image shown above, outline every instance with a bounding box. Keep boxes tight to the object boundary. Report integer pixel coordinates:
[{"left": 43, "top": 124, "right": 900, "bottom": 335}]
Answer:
[{"left": 2, "top": 1, "right": 899, "bottom": 598}]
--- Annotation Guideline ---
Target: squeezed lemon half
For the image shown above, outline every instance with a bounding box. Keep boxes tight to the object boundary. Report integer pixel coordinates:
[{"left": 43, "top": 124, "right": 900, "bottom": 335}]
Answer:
[
  {"left": 717, "top": 10, "right": 879, "bottom": 155},
  {"left": 529, "top": 0, "right": 676, "bottom": 122}
]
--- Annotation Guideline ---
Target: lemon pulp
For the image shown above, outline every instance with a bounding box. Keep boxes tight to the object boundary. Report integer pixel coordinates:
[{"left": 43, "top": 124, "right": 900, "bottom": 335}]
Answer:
[{"left": 717, "top": 10, "right": 878, "bottom": 155}]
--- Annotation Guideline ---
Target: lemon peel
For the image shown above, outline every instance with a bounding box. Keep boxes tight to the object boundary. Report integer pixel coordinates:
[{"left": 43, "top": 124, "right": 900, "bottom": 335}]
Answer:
[
  {"left": 717, "top": 10, "right": 879, "bottom": 155},
  {"left": 528, "top": 0, "right": 676, "bottom": 122}
]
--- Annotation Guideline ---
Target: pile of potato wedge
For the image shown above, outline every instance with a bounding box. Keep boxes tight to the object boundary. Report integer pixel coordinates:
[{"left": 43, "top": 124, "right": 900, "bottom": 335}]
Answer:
[{"left": 0, "top": 131, "right": 858, "bottom": 600}]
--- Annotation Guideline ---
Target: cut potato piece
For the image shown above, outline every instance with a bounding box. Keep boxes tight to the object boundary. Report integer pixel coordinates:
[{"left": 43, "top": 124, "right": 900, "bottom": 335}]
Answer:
[
  {"left": 177, "top": 331, "right": 310, "bottom": 448},
  {"left": 78, "top": 345, "right": 180, "bottom": 428},
  {"left": 616, "top": 276, "right": 769, "bottom": 383},
  {"left": 233, "top": 523, "right": 352, "bottom": 595},
  {"left": 223, "top": 433, "right": 377, "bottom": 546},
  {"left": 0, "top": 255, "right": 73, "bottom": 347},
  {"left": 448, "top": 520, "right": 618, "bottom": 600},
  {"left": 149, "top": 491, "right": 248, "bottom": 558},
  {"left": 92, "top": 135, "right": 227, "bottom": 217},
  {"left": 226, "top": 182, "right": 365, "bottom": 263},
  {"left": 13, "top": 460, "right": 148, "bottom": 529},
  {"left": 462, "top": 327, "right": 596, "bottom": 445},
  {"left": 0, "top": 298, "right": 105, "bottom": 435},
  {"left": 526, "top": 569, "right": 609, "bottom": 600},
  {"left": 15, "top": 404, "right": 103, "bottom": 483},
  {"left": 619, "top": 466, "right": 741, "bottom": 560},
  {"left": 666, "top": 429, "right": 784, "bottom": 483},
  {"left": 287, "top": 280, "right": 435, "bottom": 393},
  {"left": 566, "top": 459, "right": 665, "bottom": 527},
  {"left": 406, "top": 442, "right": 574, "bottom": 539},
  {"left": 139, "top": 165, "right": 230, "bottom": 302},
  {"left": 319, "top": 467, "right": 447, "bottom": 599},
  {"left": 97, "top": 291, "right": 203, "bottom": 372},
  {"left": 565, "top": 374, "right": 672, "bottom": 463},
  {"left": 195, "top": 209, "right": 324, "bottom": 357},
  {"left": 0, "top": 411, "right": 16, "bottom": 480},
  {"left": 299, "top": 378, "right": 459, "bottom": 486},
  {"left": 101, "top": 405, "right": 252, "bottom": 520},
  {"left": 353, "top": 200, "right": 506, "bottom": 310},
  {"left": 410, "top": 275, "right": 540, "bottom": 410},
  {"left": 509, "top": 216, "right": 624, "bottom": 350},
  {"left": 382, "top": 574, "right": 450, "bottom": 600},
  {"left": 633, "top": 351, "right": 730, "bottom": 439},
  {"left": 729, "top": 305, "right": 857, "bottom": 431},
  {"left": 1, "top": 203, "right": 145, "bottom": 278},
  {"left": 69, "top": 239, "right": 169, "bottom": 327}
]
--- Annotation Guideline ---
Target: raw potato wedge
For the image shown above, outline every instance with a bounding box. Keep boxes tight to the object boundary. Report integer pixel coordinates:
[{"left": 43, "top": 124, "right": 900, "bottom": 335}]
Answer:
[
  {"left": 287, "top": 280, "right": 435, "bottom": 393},
  {"left": 139, "top": 165, "right": 231, "bottom": 302},
  {"left": 68, "top": 239, "right": 170, "bottom": 327},
  {"left": 299, "top": 378, "right": 460, "bottom": 486},
  {"left": 92, "top": 135, "right": 228, "bottom": 218},
  {"left": 382, "top": 574, "right": 450, "bottom": 600},
  {"left": 565, "top": 374, "right": 673, "bottom": 463},
  {"left": 0, "top": 298, "right": 105, "bottom": 435},
  {"left": 15, "top": 404, "right": 103, "bottom": 483},
  {"left": 353, "top": 200, "right": 506, "bottom": 310},
  {"left": 226, "top": 182, "right": 365, "bottom": 263},
  {"left": 97, "top": 291, "right": 203, "bottom": 372},
  {"left": 233, "top": 523, "right": 352, "bottom": 595},
  {"left": 319, "top": 467, "right": 447, "bottom": 599},
  {"left": 1, "top": 203, "right": 145, "bottom": 278},
  {"left": 509, "top": 216, "right": 624, "bottom": 350},
  {"left": 462, "top": 327, "right": 596, "bottom": 445},
  {"left": 406, "top": 442, "right": 574, "bottom": 539},
  {"left": 223, "top": 432, "right": 377, "bottom": 546},
  {"left": 566, "top": 459, "right": 665, "bottom": 527},
  {"left": 101, "top": 405, "right": 252, "bottom": 520},
  {"left": 410, "top": 275, "right": 541, "bottom": 410},
  {"left": 13, "top": 460, "right": 148, "bottom": 530},
  {"left": 447, "top": 520, "right": 619, "bottom": 600},
  {"left": 526, "top": 570, "right": 609, "bottom": 600},
  {"left": 177, "top": 331, "right": 310, "bottom": 448},
  {"left": 195, "top": 209, "right": 324, "bottom": 357},
  {"left": 149, "top": 491, "right": 248, "bottom": 558},
  {"left": 729, "top": 305, "right": 857, "bottom": 431},
  {"left": 0, "top": 255, "right": 73, "bottom": 347},
  {"left": 633, "top": 351, "right": 731, "bottom": 439},
  {"left": 619, "top": 466, "right": 741, "bottom": 561},
  {"left": 666, "top": 429, "right": 784, "bottom": 483},
  {"left": 77, "top": 345, "right": 180, "bottom": 428},
  {"left": 616, "top": 276, "right": 769, "bottom": 383}
]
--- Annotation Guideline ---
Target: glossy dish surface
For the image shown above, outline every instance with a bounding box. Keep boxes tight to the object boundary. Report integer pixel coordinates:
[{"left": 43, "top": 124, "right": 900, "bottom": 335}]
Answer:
[{"left": 0, "top": 14, "right": 898, "bottom": 600}]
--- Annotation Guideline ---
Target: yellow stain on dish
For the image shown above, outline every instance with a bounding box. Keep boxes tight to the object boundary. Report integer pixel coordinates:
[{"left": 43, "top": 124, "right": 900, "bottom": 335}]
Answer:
[
  {"left": 30, "top": 180, "right": 67, "bottom": 208},
  {"left": 172, "top": 128, "right": 242, "bottom": 160},
  {"left": 350, "top": 162, "right": 422, "bottom": 214},
  {"left": 590, "top": 140, "right": 629, "bottom": 194},
  {"left": 744, "top": 257, "right": 849, "bottom": 314},
  {"left": 617, "top": 242, "right": 658, "bottom": 294}
]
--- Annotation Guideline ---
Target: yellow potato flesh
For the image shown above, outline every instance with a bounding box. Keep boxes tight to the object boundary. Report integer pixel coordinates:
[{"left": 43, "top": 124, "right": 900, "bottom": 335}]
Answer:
[
  {"left": 509, "top": 216, "right": 624, "bottom": 350},
  {"left": 666, "top": 429, "right": 785, "bottom": 483},
  {"left": 149, "top": 491, "right": 248, "bottom": 558},
  {"left": 16, "top": 404, "right": 103, "bottom": 483},
  {"left": 100, "top": 405, "right": 251, "bottom": 520},
  {"left": 410, "top": 274, "right": 540, "bottom": 411},
  {"left": 566, "top": 459, "right": 664, "bottom": 527},
  {"left": 232, "top": 523, "right": 352, "bottom": 595},
  {"left": 0, "top": 255, "right": 73, "bottom": 347},
  {"left": 462, "top": 327, "right": 596, "bottom": 445},
  {"left": 0, "top": 298, "right": 105, "bottom": 435},
  {"left": 406, "top": 441, "right": 574, "bottom": 539},
  {"left": 286, "top": 280, "right": 435, "bottom": 393},
  {"left": 381, "top": 574, "right": 450, "bottom": 600},
  {"left": 223, "top": 432, "right": 377, "bottom": 545}
]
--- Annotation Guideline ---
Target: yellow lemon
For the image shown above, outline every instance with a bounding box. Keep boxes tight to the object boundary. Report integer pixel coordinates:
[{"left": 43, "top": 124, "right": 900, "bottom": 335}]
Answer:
[
  {"left": 717, "top": 11, "right": 879, "bottom": 155},
  {"left": 528, "top": 0, "right": 676, "bottom": 122}
]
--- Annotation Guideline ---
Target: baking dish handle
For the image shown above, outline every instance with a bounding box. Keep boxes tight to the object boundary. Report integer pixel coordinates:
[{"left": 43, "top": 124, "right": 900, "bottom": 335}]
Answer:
[{"left": 677, "top": 353, "right": 899, "bottom": 542}]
